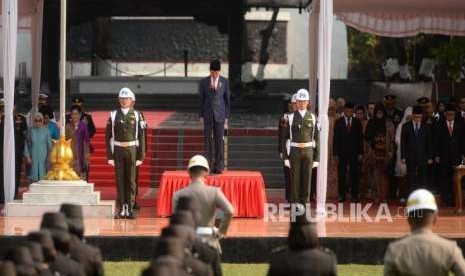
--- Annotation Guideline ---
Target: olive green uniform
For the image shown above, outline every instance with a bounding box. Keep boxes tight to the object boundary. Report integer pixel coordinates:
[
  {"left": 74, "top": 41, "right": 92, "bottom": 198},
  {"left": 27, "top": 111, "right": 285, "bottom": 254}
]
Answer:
[
  {"left": 280, "top": 111, "right": 320, "bottom": 203},
  {"left": 105, "top": 108, "right": 146, "bottom": 209}
]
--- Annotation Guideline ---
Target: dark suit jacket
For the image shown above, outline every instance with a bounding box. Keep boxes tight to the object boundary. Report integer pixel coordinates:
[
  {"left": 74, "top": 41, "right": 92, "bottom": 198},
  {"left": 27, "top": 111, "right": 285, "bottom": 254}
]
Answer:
[
  {"left": 199, "top": 76, "right": 230, "bottom": 123},
  {"left": 268, "top": 248, "right": 337, "bottom": 276},
  {"left": 401, "top": 121, "right": 433, "bottom": 166},
  {"left": 434, "top": 120, "right": 465, "bottom": 165},
  {"left": 333, "top": 116, "right": 364, "bottom": 158}
]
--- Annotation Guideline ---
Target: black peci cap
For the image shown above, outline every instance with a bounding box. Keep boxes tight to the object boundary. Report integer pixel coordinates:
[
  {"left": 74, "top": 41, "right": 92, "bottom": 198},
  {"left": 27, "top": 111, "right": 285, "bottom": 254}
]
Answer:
[{"left": 210, "top": 60, "right": 221, "bottom": 71}]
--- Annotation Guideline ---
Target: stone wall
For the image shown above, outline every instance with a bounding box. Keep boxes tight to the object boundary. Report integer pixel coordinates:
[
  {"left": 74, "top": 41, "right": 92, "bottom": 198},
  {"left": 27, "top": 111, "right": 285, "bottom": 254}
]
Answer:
[{"left": 69, "top": 19, "right": 287, "bottom": 63}]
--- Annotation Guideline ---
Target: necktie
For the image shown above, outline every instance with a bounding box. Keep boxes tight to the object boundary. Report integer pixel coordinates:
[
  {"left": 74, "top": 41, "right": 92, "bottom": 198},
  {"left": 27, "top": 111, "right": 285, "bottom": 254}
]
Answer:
[
  {"left": 448, "top": 121, "right": 453, "bottom": 136},
  {"left": 210, "top": 77, "right": 216, "bottom": 91},
  {"left": 415, "top": 124, "right": 419, "bottom": 136},
  {"left": 347, "top": 118, "right": 351, "bottom": 132}
]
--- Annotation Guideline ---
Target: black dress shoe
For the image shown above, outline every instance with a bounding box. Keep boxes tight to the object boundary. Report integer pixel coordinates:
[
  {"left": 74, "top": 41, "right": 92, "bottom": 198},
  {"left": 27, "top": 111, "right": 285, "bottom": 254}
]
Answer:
[{"left": 114, "top": 209, "right": 125, "bottom": 219}]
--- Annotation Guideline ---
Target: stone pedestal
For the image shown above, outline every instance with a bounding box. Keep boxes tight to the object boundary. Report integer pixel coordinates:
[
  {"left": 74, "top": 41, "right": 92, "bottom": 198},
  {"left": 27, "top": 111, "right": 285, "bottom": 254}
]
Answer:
[{"left": 6, "top": 180, "right": 114, "bottom": 218}]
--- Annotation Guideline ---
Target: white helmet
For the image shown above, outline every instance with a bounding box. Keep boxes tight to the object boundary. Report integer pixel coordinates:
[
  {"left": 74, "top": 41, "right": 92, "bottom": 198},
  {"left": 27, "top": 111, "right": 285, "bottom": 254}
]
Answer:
[
  {"left": 406, "top": 189, "right": 438, "bottom": 214},
  {"left": 118, "top": 87, "right": 135, "bottom": 101},
  {"left": 291, "top": 94, "right": 297, "bottom": 103},
  {"left": 187, "top": 155, "right": 210, "bottom": 172},
  {"left": 296, "top": 89, "right": 310, "bottom": 101}
]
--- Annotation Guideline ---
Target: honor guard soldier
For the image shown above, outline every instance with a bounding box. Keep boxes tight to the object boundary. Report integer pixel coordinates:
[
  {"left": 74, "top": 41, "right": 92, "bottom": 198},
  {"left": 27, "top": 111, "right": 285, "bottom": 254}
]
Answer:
[
  {"left": 281, "top": 89, "right": 320, "bottom": 204},
  {"left": 278, "top": 94, "right": 297, "bottom": 202},
  {"left": 67, "top": 97, "right": 96, "bottom": 138},
  {"left": 105, "top": 88, "right": 146, "bottom": 219}
]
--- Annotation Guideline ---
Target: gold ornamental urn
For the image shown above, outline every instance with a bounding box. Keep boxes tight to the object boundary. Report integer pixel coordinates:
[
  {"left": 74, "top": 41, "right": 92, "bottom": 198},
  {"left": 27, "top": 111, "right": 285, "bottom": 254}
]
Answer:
[{"left": 44, "top": 135, "right": 80, "bottom": 180}]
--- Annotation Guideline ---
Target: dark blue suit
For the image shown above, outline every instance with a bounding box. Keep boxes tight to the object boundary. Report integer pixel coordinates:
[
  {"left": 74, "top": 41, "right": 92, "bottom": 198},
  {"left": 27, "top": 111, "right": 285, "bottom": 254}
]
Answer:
[
  {"left": 401, "top": 121, "right": 433, "bottom": 192},
  {"left": 199, "top": 75, "right": 230, "bottom": 172}
]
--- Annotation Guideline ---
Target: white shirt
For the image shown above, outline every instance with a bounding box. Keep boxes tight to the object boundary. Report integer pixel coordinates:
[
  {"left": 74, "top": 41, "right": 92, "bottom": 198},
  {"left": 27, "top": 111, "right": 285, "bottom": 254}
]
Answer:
[
  {"left": 448, "top": 120, "right": 454, "bottom": 131},
  {"left": 344, "top": 115, "right": 352, "bottom": 127},
  {"left": 298, "top": 110, "right": 307, "bottom": 118},
  {"left": 121, "top": 107, "right": 130, "bottom": 115},
  {"left": 210, "top": 76, "right": 219, "bottom": 90}
]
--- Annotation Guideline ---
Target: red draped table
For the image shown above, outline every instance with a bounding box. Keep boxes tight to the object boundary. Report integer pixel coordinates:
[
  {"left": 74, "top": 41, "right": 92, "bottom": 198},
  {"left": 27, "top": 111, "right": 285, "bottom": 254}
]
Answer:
[{"left": 156, "top": 171, "right": 267, "bottom": 218}]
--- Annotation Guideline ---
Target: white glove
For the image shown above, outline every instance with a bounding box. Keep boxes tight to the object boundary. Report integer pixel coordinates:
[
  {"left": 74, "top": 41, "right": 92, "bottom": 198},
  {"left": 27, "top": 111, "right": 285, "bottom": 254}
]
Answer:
[
  {"left": 212, "top": 227, "right": 223, "bottom": 239},
  {"left": 312, "top": 161, "right": 319, "bottom": 168},
  {"left": 107, "top": 160, "right": 115, "bottom": 166},
  {"left": 136, "top": 160, "right": 143, "bottom": 166},
  {"left": 284, "top": 159, "right": 291, "bottom": 168}
]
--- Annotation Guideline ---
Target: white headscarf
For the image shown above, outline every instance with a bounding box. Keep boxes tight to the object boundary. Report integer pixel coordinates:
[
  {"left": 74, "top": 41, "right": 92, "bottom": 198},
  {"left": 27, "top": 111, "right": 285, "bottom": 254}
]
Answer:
[{"left": 399, "top": 106, "right": 413, "bottom": 126}]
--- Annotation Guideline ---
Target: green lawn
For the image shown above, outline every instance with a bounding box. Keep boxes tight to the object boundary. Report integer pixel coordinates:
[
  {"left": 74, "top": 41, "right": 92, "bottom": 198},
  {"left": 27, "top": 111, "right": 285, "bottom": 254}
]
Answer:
[{"left": 104, "top": 262, "right": 383, "bottom": 276}]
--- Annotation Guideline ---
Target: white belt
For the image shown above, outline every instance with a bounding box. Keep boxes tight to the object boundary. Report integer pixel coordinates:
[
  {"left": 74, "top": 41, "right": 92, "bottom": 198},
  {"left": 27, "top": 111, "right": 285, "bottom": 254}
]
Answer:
[
  {"left": 291, "top": 142, "right": 315, "bottom": 148},
  {"left": 114, "top": 140, "right": 138, "bottom": 147}
]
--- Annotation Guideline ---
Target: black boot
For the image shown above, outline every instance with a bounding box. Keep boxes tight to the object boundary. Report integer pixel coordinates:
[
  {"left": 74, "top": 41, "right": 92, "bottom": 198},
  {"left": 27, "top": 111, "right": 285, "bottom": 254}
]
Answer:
[
  {"left": 126, "top": 204, "right": 136, "bottom": 219},
  {"left": 114, "top": 205, "right": 126, "bottom": 219}
]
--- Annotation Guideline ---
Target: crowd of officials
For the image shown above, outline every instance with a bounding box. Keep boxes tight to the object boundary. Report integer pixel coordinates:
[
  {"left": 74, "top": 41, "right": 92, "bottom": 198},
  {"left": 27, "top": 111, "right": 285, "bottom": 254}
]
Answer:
[
  {"left": 0, "top": 95, "right": 96, "bottom": 211},
  {"left": 280, "top": 94, "right": 465, "bottom": 205}
]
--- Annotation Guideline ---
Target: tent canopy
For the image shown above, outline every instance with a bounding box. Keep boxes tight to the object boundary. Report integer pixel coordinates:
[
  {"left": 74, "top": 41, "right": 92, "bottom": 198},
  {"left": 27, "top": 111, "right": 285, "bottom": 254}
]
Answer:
[{"left": 310, "top": 0, "right": 465, "bottom": 37}]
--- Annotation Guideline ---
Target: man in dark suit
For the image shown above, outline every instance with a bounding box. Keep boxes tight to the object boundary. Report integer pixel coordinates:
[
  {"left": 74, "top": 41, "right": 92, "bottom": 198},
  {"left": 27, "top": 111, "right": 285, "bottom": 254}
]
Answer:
[
  {"left": 401, "top": 106, "right": 433, "bottom": 193},
  {"left": 199, "top": 60, "right": 231, "bottom": 174},
  {"left": 458, "top": 96, "right": 465, "bottom": 122},
  {"left": 333, "top": 102, "right": 364, "bottom": 202},
  {"left": 434, "top": 105, "right": 465, "bottom": 206}
]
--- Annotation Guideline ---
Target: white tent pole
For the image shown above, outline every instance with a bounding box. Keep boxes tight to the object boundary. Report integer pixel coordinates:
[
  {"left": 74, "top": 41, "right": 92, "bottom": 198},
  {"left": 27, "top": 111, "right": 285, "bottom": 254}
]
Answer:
[
  {"left": 2, "top": 0, "right": 18, "bottom": 202},
  {"left": 309, "top": 6, "right": 319, "bottom": 113},
  {"left": 31, "top": 0, "right": 44, "bottom": 113},
  {"left": 316, "top": 0, "right": 333, "bottom": 216},
  {"left": 59, "top": 0, "right": 67, "bottom": 135}
]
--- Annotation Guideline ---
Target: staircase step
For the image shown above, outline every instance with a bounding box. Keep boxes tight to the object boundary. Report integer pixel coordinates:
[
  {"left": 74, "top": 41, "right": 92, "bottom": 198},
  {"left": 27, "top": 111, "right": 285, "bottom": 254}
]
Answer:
[
  {"left": 29, "top": 181, "right": 94, "bottom": 193},
  {"left": 23, "top": 192, "right": 101, "bottom": 204},
  {"left": 6, "top": 200, "right": 115, "bottom": 218}
]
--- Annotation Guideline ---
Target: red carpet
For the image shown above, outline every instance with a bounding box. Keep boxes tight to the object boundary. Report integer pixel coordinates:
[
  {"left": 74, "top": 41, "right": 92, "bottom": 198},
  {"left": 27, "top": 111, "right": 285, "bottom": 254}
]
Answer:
[{"left": 88, "top": 111, "right": 174, "bottom": 207}]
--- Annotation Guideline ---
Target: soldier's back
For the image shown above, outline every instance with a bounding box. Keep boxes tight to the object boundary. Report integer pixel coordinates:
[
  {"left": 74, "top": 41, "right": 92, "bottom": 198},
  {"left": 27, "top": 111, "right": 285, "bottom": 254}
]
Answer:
[
  {"left": 69, "top": 236, "right": 104, "bottom": 276},
  {"left": 384, "top": 229, "right": 465, "bottom": 276},
  {"left": 50, "top": 253, "right": 85, "bottom": 276}
]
